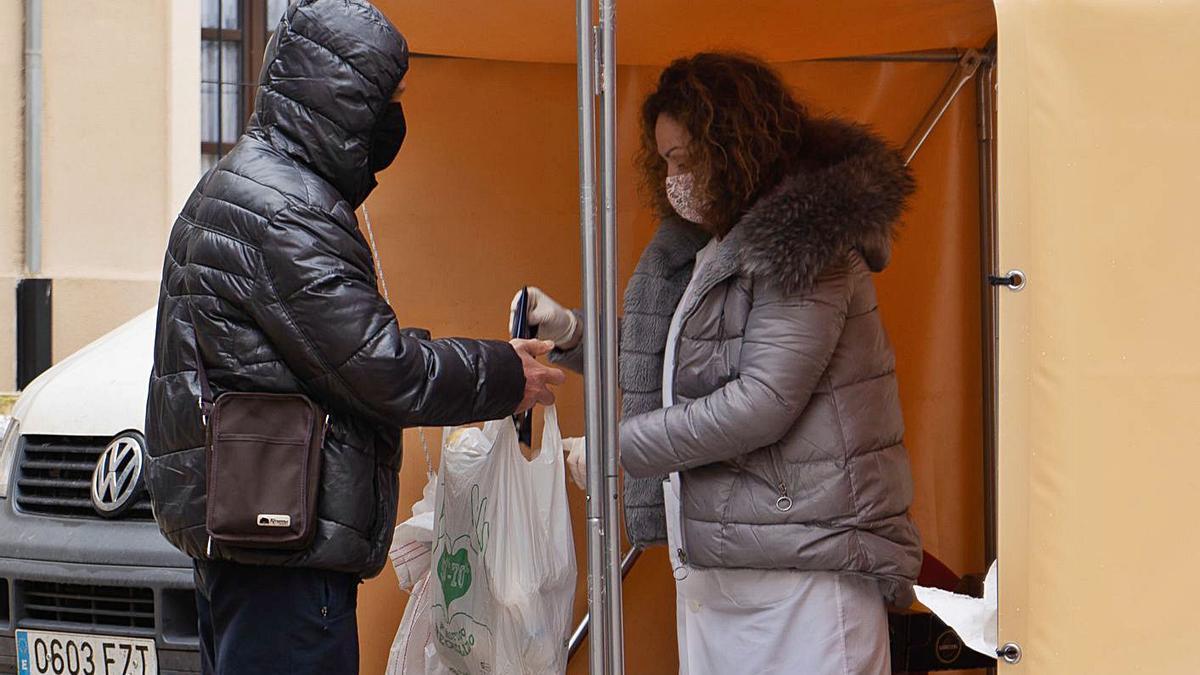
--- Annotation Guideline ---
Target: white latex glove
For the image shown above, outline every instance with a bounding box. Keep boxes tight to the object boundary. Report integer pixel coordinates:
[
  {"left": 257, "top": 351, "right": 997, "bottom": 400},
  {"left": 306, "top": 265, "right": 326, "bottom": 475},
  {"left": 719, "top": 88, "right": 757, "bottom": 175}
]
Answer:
[
  {"left": 510, "top": 287, "right": 582, "bottom": 350},
  {"left": 563, "top": 437, "right": 587, "bottom": 490}
]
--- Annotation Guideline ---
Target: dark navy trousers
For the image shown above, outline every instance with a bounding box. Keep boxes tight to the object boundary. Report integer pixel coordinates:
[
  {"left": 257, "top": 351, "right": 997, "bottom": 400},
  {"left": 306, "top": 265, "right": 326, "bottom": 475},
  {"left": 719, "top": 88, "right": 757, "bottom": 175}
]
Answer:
[{"left": 194, "top": 560, "right": 360, "bottom": 675}]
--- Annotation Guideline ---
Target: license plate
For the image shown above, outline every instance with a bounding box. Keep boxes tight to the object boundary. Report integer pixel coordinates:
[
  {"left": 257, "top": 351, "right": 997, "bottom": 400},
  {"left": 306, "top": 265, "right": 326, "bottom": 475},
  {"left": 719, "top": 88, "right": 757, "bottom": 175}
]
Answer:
[{"left": 15, "top": 630, "right": 158, "bottom": 675}]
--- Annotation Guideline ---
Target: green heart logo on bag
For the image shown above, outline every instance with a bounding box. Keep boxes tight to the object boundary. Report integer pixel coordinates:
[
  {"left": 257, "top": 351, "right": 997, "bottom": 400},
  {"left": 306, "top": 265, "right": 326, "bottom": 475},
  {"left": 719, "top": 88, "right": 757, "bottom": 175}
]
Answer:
[{"left": 437, "top": 546, "right": 472, "bottom": 606}]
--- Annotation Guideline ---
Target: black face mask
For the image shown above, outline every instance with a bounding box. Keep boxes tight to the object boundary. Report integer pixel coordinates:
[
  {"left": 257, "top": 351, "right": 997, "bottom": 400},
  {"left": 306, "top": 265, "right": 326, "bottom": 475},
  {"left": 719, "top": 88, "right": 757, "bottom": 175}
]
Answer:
[{"left": 368, "top": 101, "right": 407, "bottom": 174}]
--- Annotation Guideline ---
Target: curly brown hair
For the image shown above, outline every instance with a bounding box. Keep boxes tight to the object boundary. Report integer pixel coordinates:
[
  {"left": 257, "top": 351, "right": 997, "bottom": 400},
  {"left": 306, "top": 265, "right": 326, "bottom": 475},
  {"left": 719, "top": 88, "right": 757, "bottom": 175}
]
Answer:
[{"left": 639, "top": 52, "right": 810, "bottom": 237}]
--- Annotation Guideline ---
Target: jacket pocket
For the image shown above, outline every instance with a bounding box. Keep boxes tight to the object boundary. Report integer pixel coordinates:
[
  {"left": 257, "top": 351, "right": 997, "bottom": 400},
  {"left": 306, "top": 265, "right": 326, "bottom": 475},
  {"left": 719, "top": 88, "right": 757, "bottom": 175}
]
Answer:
[{"left": 320, "top": 571, "right": 359, "bottom": 625}]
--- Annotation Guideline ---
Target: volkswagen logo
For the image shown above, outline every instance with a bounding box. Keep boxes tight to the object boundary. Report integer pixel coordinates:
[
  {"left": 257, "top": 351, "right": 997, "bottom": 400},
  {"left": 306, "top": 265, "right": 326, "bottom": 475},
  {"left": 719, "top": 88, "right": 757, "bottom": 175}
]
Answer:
[{"left": 91, "top": 433, "right": 145, "bottom": 517}]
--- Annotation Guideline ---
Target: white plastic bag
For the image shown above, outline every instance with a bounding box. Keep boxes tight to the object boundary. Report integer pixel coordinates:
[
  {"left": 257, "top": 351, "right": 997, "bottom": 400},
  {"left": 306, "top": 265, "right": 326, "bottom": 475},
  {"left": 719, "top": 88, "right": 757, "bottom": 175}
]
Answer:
[
  {"left": 430, "top": 406, "right": 576, "bottom": 675},
  {"left": 390, "top": 472, "right": 438, "bottom": 591},
  {"left": 915, "top": 561, "right": 999, "bottom": 659},
  {"left": 387, "top": 473, "right": 439, "bottom": 675},
  {"left": 387, "top": 571, "right": 438, "bottom": 675}
]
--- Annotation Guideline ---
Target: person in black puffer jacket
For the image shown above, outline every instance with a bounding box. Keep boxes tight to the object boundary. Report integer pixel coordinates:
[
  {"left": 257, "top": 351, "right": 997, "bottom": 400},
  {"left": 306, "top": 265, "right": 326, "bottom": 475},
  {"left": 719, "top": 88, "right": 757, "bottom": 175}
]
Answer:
[{"left": 144, "top": 1, "right": 561, "bottom": 672}]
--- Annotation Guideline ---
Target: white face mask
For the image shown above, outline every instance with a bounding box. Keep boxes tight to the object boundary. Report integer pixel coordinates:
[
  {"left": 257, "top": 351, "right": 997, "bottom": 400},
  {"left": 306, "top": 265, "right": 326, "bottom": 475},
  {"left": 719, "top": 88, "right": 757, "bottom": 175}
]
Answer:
[{"left": 665, "top": 173, "right": 706, "bottom": 224}]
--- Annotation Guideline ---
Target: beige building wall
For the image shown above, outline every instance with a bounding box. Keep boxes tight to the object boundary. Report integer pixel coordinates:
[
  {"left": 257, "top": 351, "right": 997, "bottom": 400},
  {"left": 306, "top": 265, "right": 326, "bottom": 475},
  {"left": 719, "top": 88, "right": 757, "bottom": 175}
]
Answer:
[
  {"left": 0, "top": 1, "right": 25, "bottom": 392},
  {"left": 0, "top": 0, "right": 199, "bottom": 391},
  {"left": 40, "top": 0, "right": 199, "bottom": 363}
]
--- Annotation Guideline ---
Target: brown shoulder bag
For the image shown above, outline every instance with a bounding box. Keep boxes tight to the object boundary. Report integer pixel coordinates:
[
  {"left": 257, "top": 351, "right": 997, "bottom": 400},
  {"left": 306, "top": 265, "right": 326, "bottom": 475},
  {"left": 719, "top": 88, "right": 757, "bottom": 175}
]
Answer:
[{"left": 195, "top": 339, "right": 327, "bottom": 553}]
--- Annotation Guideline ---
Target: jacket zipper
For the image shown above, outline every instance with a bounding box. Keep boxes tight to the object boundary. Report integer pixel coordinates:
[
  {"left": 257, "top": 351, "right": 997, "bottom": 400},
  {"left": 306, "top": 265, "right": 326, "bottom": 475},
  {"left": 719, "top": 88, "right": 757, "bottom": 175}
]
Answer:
[
  {"left": 667, "top": 299, "right": 688, "bottom": 570},
  {"left": 677, "top": 476, "right": 688, "bottom": 565},
  {"left": 668, "top": 265, "right": 731, "bottom": 570},
  {"left": 767, "top": 447, "right": 793, "bottom": 512},
  {"left": 671, "top": 476, "right": 689, "bottom": 572}
]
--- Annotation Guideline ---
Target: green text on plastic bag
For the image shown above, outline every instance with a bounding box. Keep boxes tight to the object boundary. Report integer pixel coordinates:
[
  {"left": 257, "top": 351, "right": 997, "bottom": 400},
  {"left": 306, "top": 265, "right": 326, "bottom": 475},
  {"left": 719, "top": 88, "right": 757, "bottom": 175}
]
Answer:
[{"left": 437, "top": 546, "right": 472, "bottom": 606}]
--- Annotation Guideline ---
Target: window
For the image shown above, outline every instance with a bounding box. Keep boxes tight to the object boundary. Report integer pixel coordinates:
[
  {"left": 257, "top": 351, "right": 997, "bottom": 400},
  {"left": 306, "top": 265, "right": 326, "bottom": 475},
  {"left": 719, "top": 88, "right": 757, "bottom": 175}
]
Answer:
[{"left": 201, "top": 0, "right": 291, "bottom": 171}]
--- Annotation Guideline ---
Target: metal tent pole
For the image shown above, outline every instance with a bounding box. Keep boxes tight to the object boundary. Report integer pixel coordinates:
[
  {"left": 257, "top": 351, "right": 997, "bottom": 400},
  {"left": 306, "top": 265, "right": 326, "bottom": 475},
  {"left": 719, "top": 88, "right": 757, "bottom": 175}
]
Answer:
[
  {"left": 976, "top": 45, "right": 999, "bottom": 568},
  {"left": 598, "top": 0, "right": 625, "bottom": 672},
  {"left": 568, "top": 547, "right": 642, "bottom": 660},
  {"left": 576, "top": 0, "right": 611, "bottom": 672}
]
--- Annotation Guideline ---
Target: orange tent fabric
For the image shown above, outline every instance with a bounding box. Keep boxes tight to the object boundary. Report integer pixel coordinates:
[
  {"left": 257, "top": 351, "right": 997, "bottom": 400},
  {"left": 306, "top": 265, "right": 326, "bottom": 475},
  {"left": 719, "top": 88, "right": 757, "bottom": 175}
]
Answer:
[
  {"left": 386, "top": 0, "right": 995, "bottom": 64},
  {"left": 357, "top": 3, "right": 996, "bottom": 673}
]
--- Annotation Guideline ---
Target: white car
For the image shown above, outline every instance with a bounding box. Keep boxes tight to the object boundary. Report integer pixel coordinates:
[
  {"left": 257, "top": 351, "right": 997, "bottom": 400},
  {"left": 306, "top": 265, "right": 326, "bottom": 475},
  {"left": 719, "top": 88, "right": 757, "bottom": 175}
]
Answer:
[{"left": 0, "top": 310, "right": 198, "bottom": 675}]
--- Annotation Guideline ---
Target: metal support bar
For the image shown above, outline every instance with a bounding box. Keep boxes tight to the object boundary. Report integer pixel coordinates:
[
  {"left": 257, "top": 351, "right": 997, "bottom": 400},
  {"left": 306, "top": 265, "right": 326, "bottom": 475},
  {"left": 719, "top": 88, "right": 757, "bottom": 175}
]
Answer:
[
  {"left": 974, "top": 41, "right": 999, "bottom": 675},
  {"left": 598, "top": 0, "right": 625, "bottom": 672},
  {"left": 819, "top": 49, "right": 968, "bottom": 64},
  {"left": 568, "top": 547, "right": 643, "bottom": 661},
  {"left": 976, "top": 43, "right": 999, "bottom": 568},
  {"left": 902, "top": 49, "right": 983, "bottom": 165},
  {"left": 575, "top": 0, "right": 615, "bottom": 672}
]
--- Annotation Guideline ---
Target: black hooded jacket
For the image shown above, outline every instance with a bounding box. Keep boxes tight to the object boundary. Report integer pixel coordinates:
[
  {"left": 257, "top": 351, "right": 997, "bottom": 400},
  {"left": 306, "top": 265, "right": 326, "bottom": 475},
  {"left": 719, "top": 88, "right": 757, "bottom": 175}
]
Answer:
[{"left": 144, "top": 0, "right": 524, "bottom": 577}]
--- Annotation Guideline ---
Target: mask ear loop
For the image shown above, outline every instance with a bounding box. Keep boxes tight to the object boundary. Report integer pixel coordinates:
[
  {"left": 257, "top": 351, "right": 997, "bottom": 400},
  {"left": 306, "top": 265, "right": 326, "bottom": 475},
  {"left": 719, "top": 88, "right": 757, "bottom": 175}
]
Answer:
[{"left": 361, "top": 202, "right": 433, "bottom": 477}]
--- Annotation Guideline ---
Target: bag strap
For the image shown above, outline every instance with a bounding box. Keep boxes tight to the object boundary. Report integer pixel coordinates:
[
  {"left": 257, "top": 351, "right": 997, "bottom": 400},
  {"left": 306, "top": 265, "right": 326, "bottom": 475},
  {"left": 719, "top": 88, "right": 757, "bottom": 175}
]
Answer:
[
  {"left": 192, "top": 335, "right": 213, "bottom": 406},
  {"left": 190, "top": 312, "right": 214, "bottom": 426}
]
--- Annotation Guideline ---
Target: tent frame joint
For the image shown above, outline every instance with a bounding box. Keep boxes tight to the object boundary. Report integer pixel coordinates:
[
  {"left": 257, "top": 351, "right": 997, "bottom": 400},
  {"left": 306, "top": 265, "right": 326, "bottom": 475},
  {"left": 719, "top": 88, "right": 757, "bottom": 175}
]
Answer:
[{"left": 902, "top": 48, "right": 985, "bottom": 165}]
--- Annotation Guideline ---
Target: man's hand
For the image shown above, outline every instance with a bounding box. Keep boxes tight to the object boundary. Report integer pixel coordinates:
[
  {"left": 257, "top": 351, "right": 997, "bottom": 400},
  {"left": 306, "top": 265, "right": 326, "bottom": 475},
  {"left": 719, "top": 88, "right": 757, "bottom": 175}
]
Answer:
[{"left": 511, "top": 339, "right": 566, "bottom": 413}]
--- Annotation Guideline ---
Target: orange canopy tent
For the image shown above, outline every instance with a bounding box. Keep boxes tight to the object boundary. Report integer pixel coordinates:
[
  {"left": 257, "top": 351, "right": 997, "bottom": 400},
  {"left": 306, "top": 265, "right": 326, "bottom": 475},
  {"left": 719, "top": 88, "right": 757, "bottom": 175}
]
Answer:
[
  {"left": 358, "top": 1, "right": 997, "bottom": 673},
  {"left": 389, "top": 0, "right": 995, "bottom": 65},
  {"left": 351, "top": 1, "right": 1200, "bottom": 673}
]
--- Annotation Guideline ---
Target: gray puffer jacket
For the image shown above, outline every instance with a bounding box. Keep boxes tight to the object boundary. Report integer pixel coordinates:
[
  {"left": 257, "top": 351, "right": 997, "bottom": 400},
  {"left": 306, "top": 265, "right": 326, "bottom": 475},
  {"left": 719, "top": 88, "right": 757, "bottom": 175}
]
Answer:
[{"left": 559, "top": 119, "right": 921, "bottom": 605}]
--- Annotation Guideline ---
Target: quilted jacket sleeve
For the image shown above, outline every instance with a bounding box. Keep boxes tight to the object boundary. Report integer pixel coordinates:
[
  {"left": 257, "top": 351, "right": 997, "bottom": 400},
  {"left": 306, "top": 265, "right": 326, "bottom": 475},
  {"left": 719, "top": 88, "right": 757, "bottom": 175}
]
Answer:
[
  {"left": 249, "top": 203, "right": 526, "bottom": 429},
  {"left": 620, "top": 264, "right": 855, "bottom": 478}
]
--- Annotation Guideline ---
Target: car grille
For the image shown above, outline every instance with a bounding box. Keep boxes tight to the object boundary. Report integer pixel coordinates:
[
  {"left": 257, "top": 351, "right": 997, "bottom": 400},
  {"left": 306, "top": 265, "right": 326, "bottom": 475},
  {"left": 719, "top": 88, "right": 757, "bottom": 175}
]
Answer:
[
  {"left": 22, "top": 581, "right": 155, "bottom": 633},
  {"left": 1, "top": 577, "right": 9, "bottom": 626},
  {"left": 14, "top": 435, "right": 153, "bottom": 520}
]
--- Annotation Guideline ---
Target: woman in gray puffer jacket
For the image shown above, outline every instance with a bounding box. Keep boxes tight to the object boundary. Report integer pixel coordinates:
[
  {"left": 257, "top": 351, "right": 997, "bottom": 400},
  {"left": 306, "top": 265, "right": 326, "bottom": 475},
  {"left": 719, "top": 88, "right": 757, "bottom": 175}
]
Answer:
[{"left": 519, "top": 53, "right": 921, "bottom": 673}]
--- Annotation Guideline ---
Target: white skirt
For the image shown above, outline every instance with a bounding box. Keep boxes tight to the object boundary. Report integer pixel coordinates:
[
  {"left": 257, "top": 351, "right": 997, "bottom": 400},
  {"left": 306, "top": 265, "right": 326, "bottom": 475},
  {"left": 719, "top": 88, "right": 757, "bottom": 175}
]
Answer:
[{"left": 665, "top": 478, "right": 891, "bottom": 675}]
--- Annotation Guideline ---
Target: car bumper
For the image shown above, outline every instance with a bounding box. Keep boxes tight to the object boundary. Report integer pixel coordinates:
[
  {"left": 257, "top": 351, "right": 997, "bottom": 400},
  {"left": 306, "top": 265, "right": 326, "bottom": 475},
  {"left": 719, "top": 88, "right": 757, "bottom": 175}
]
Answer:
[{"left": 0, "top": 558, "right": 199, "bottom": 675}]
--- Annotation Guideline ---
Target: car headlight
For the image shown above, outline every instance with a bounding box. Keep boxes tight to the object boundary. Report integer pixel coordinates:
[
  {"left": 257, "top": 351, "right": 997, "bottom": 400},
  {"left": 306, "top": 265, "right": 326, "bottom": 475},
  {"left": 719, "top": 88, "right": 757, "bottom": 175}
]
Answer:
[{"left": 0, "top": 415, "right": 20, "bottom": 499}]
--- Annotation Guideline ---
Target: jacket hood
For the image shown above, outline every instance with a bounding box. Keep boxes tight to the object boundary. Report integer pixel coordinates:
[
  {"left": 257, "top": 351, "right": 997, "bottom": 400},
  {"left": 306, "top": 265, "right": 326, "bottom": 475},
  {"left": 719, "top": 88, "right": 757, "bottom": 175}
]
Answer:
[
  {"left": 249, "top": 0, "right": 409, "bottom": 207},
  {"left": 737, "top": 119, "right": 915, "bottom": 292}
]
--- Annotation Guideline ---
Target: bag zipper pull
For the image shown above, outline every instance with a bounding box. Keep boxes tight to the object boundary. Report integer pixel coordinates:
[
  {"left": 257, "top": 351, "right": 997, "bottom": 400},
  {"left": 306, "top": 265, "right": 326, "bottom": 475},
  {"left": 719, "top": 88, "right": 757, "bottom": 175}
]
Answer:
[{"left": 206, "top": 536, "right": 214, "bottom": 558}]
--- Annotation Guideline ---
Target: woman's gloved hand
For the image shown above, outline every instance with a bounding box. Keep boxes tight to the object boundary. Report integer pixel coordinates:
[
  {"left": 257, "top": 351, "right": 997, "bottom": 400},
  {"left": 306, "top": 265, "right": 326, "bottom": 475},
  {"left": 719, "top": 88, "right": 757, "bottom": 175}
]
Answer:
[
  {"left": 563, "top": 437, "right": 587, "bottom": 490},
  {"left": 510, "top": 287, "right": 582, "bottom": 350}
]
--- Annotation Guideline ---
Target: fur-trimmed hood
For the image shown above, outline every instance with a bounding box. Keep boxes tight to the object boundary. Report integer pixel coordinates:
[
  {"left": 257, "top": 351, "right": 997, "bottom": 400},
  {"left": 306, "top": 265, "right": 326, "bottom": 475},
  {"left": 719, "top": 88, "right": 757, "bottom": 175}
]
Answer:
[{"left": 736, "top": 118, "right": 915, "bottom": 292}]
